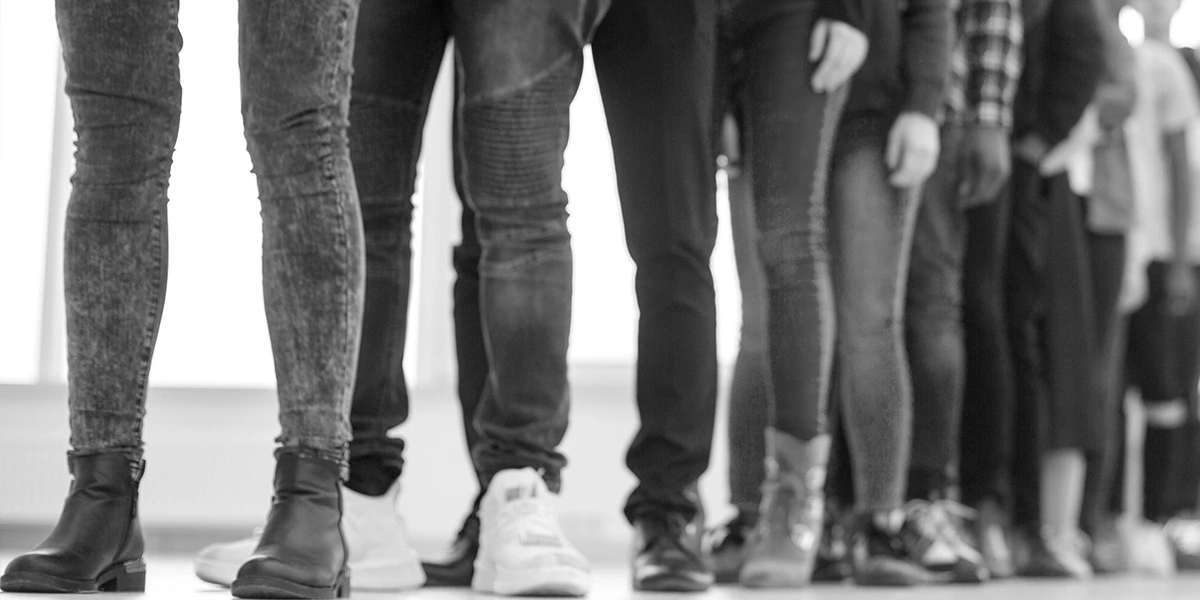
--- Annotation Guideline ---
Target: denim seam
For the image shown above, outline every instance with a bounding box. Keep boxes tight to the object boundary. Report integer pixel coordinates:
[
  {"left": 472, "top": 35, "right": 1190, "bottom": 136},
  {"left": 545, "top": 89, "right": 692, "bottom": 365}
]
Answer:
[
  {"left": 460, "top": 51, "right": 579, "bottom": 106},
  {"left": 809, "top": 84, "right": 849, "bottom": 436}
]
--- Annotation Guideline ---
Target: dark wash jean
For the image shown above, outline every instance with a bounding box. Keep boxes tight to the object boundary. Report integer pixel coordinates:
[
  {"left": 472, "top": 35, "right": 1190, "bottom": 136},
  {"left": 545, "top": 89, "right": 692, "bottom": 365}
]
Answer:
[
  {"left": 718, "top": 0, "right": 844, "bottom": 509},
  {"left": 348, "top": 0, "right": 609, "bottom": 494},
  {"left": 58, "top": 0, "right": 365, "bottom": 470},
  {"left": 909, "top": 159, "right": 1015, "bottom": 508}
]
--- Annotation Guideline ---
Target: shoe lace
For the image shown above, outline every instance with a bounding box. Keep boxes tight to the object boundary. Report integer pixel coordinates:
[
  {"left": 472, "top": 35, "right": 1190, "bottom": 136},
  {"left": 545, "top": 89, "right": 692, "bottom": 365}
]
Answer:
[
  {"left": 905, "top": 499, "right": 982, "bottom": 560},
  {"left": 707, "top": 512, "right": 753, "bottom": 552},
  {"left": 1043, "top": 527, "right": 1091, "bottom": 562}
]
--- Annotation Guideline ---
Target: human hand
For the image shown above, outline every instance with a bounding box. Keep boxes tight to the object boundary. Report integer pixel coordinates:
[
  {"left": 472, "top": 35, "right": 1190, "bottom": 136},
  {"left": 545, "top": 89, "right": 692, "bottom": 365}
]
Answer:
[
  {"left": 1166, "top": 262, "right": 1198, "bottom": 316},
  {"left": 958, "top": 125, "right": 1011, "bottom": 209},
  {"left": 810, "top": 19, "right": 869, "bottom": 93},
  {"left": 886, "top": 112, "right": 940, "bottom": 190}
]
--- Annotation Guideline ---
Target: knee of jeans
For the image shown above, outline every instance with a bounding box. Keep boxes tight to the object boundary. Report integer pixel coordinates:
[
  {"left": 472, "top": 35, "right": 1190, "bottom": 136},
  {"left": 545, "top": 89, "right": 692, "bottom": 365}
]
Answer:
[
  {"left": 459, "top": 56, "right": 579, "bottom": 206},
  {"left": 757, "top": 227, "right": 822, "bottom": 289},
  {"left": 839, "top": 296, "right": 902, "bottom": 346},
  {"left": 243, "top": 96, "right": 351, "bottom": 185}
]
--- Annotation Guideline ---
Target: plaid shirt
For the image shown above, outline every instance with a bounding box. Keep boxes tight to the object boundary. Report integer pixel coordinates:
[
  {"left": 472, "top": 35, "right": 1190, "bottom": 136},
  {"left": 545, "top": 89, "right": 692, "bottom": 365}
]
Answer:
[{"left": 944, "top": 0, "right": 1023, "bottom": 129}]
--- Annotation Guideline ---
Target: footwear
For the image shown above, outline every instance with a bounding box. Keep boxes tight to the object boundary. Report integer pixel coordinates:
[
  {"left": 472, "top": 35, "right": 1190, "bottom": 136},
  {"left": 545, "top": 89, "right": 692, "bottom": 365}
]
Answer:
[
  {"left": 1088, "top": 517, "right": 1129, "bottom": 574},
  {"left": 473, "top": 468, "right": 590, "bottom": 597},
  {"left": 739, "top": 430, "right": 829, "bottom": 588},
  {"left": 231, "top": 453, "right": 351, "bottom": 599},
  {"left": 422, "top": 510, "right": 481, "bottom": 587},
  {"left": 812, "top": 503, "right": 853, "bottom": 583},
  {"left": 1165, "top": 515, "right": 1200, "bottom": 571},
  {"left": 903, "top": 499, "right": 989, "bottom": 583},
  {"left": 706, "top": 510, "right": 756, "bottom": 584},
  {"left": 1018, "top": 526, "right": 1093, "bottom": 579},
  {"left": 971, "top": 498, "right": 1014, "bottom": 579},
  {"left": 632, "top": 510, "right": 713, "bottom": 592},
  {"left": 197, "top": 478, "right": 425, "bottom": 590},
  {"left": 850, "top": 511, "right": 938, "bottom": 586},
  {"left": 1, "top": 454, "right": 146, "bottom": 593}
]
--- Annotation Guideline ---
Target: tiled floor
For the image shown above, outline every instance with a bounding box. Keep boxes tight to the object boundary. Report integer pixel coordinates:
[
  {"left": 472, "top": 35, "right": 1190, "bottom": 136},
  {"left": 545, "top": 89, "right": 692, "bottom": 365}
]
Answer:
[{"left": 1, "top": 555, "right": 1198, "bottom": 600}]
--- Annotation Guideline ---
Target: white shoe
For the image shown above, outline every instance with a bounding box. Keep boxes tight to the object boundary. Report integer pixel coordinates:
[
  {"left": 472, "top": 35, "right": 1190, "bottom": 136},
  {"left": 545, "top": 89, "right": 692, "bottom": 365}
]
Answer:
[
  {"left": 194, "top": 480, "right": 426, "bottom": 590},
  {"left": 473, "top": 468, "right": 590, "bottom": 597}
]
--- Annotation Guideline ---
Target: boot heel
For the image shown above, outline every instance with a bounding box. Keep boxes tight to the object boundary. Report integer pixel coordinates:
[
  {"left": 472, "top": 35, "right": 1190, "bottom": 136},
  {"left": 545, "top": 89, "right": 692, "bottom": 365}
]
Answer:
[
  {"left": 98, "top": 559, "right": 147, "bottom": 592},
  {"left": 336, "top": 571, "right": 351, "bottom": 598}
]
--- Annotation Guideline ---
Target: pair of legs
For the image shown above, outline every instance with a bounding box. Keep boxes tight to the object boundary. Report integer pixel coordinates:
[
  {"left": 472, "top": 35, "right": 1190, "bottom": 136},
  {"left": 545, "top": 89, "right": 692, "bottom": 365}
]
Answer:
[
  {"left": 715, "top": 0, "right": 846, "bottom": 586},
  {"left": 4, "top": 0, "right": 365, "bottom": 597}
]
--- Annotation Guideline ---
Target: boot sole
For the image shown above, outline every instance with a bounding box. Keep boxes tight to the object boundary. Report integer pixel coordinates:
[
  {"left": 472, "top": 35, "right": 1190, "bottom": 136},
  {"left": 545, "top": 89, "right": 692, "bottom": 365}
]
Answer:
[
  {"left": 632, "top": 568, "right": 714, "bottom": 592},
  {"left": 0, "top": 559, "right": 146, "bottom": 593},
  {"left": 201, "top": 555, "right": 424, "bottom": 591},
  {"left": 231, "top": 572, "right": 350, "bottom": 599}
]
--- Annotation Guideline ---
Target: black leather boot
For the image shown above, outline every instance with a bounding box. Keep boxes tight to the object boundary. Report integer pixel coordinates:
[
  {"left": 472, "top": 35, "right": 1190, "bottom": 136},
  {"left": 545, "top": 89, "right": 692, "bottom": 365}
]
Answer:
[
  {"left": 232, "top": 453, "right": 350, "bottom": 599},
  {"left": 1, "top": 453, "right": 146, "bottom": 593}
]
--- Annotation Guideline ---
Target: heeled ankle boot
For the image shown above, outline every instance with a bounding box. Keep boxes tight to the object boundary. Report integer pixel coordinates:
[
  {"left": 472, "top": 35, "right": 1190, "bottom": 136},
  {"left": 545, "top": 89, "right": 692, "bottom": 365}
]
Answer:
[
  {"left": 232, "top": 453, "right": 350, "bottom": 599},
  {"left": 1, "top": 453, "right": 146, "bottom": 593},
  {"left": 739, "top": 429, "right": 830, "bottom": 588}
]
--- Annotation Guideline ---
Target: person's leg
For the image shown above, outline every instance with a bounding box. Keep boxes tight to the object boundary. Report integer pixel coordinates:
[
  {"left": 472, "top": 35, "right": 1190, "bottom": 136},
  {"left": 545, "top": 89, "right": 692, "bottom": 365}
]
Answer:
[
  {"left": 905, "top": 126, "right": 968, "bottom": 501},
  {"left": 1080, "top": 232, "right": 1129, "bottom": 573},
  {"left": 827, "top": 117, "right": 932, "bottom": 587},
  {"left": 709, "top": 107, "right": 770, "bottom": 584},
  {"left": 0, "top": 0, "right": 181, "bottom": 593},
  {"left": 724, "top": 5, "right": 843, "bottom": 588},
  {"left": 453, "top": 1, "right": 607, "bottom": 595},
  {"left": 591, "top": 0, "right": 719, "bottom": 527},
  {"left": 346, "top": 0, "right": 452, "bottom": 497},
  {"left": 590, "top": 1, "right": 718, "bottom": 591},
  {"left": 959, "top": 183, "right": 1015, "bottom": 512},
  {"left": 233, "top": 0, "right": 367, "bottom": 597}
]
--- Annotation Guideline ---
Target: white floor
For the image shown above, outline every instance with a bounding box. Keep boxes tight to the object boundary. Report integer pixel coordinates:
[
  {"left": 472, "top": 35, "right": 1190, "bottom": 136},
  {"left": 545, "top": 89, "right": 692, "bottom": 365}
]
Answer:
[{"left": 1, "top": 555, "right": 1199, "bottom": 600}]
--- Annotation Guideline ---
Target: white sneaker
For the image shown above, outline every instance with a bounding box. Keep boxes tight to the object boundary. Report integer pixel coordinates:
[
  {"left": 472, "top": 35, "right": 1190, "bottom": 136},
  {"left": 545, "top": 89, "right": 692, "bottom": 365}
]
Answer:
[
  {"left": 473, "top": 468, "right": 590, "bottom": 596},
  {"left": 194, "top": 480, "right": 426, "bottom": 590}
]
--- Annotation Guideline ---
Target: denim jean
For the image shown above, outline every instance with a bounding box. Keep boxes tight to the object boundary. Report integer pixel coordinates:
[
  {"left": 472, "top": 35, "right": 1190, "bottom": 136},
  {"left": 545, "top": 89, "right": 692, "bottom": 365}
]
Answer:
[
  {"left": 58, "top": 0, "right": 364, "bottom": 470},
  {"left": 718, "top": 0, "right": 842, "bottom": 439},
  {"left": 343, "top": 1, "right": 491, "bottom": 496},
  {"left": 827, "top": 115, "right": 921, "bottom": 512},
  {"left": 348, "top": 0, "right": 608, "bottom": 493},
  {"left": 589, "top": 0, "right": 720, "bottom": 522}
]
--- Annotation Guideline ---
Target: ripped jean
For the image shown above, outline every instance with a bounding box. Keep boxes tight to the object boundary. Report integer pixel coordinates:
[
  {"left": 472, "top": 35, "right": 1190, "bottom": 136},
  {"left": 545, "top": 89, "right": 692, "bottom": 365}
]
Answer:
[
  {"left": 350, "top": 0, "right": 608, "bottom": 492},
  {"left": 57, "top": 0, "right": 365, "bottom": 470}
]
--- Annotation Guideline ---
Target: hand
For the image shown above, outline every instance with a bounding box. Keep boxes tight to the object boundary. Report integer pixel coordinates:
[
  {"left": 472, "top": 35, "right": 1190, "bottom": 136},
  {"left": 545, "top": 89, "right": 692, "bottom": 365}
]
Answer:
[
  {"left": 1166, "top": 262, "right": 1198, "bottom": 316},
  {"left": 1013, "top": 134, "right": 1049, "bottom": 166},
  {"left": 958, "top": 125, "right": 1011, "bottom": 209},
  {"left": 810, "top": 19, "right": 869, "bottom": 93},
  {"left": 886, "top": 112, "right": 940, "bottom": 190}
]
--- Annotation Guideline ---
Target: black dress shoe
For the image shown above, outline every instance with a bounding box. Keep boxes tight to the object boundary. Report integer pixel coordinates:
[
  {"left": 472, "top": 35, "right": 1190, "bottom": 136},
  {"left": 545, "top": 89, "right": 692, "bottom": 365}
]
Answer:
[
  {"left": 1, "top": 453, "right": 146, "bottom": 593},
  {"left": 420, "top": 512, "right": 481, "bottom": 587},
  {"left": 632, "top": 511, "right": 714, "bottom": 592},
  {"left": 231, "top": 453, "right": 350, "bottom": 599}
]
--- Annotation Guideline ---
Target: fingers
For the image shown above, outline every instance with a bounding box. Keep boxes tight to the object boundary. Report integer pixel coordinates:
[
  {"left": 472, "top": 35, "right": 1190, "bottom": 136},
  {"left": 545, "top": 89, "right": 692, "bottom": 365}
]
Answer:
[
  {"left": 810, "top": 21, "right": 867, "bottom": 93},
  {"left": 886, "top": 124, "right": 903, "bottom": 172},
  {"left": 809, "top": 19, "right": 828, "bottom": 63},
  {"left": 889, "top": 139, "right": 938, "bottom": 189}
]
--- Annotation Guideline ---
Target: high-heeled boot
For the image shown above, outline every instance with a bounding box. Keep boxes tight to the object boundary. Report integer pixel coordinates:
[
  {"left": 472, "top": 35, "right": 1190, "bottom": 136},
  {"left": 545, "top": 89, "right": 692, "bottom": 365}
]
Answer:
[
  {"left": 1, "top": 453, "right": 146, "bottom": 593},
  {"left": 739, "top": 428, "right": 830, "bottom": 588},
  {"left": 232, "top": 453, "right": 351, "bottom": 599}
]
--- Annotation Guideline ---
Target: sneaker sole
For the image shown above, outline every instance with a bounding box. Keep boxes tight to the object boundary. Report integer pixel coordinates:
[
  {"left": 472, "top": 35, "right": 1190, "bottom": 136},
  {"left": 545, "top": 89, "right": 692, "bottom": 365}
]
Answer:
[
  {"left": 475, "top": 564, "right": 590, "bottom": 597},
  {"left": 740, "top": 559, "right": 814, "bottom": 588}
]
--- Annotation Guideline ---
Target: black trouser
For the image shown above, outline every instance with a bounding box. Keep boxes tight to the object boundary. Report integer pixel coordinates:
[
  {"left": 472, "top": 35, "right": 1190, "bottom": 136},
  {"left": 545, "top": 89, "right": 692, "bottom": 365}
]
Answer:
[
  {"left": 591, "top": 0, "right": 721, "bottom": 523},
  {"left": 957, "top": 175, "right": 1014, "bottom": 508}
]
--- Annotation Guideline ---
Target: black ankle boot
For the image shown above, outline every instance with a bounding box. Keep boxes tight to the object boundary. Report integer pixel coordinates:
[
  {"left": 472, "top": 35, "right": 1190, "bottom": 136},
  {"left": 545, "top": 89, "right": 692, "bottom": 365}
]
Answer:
[
  {"left": 232, "top": 453, "right": 350, "bottom": 599},
  {"left": 1, "top": 453, "right": 146, "bottom": 593}
]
